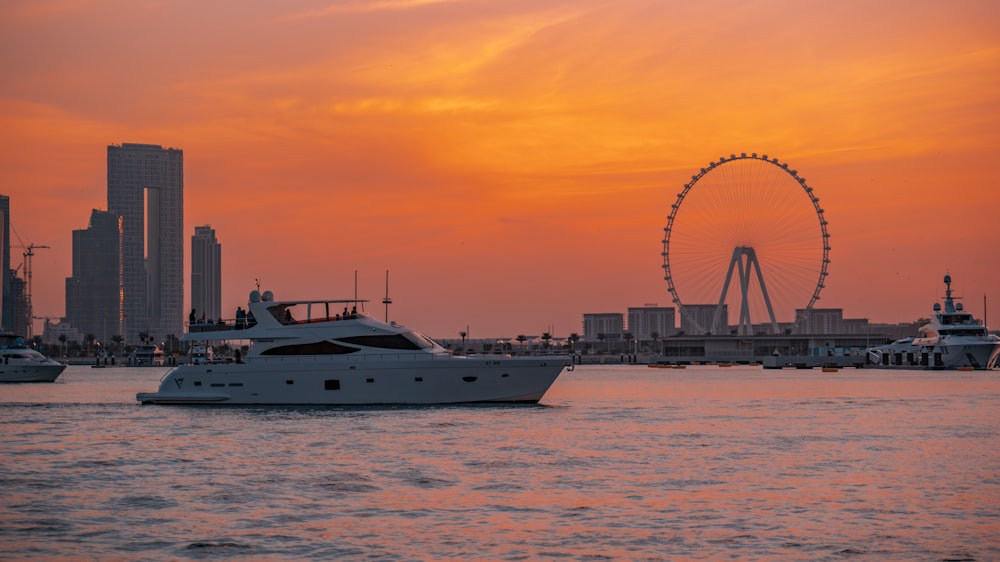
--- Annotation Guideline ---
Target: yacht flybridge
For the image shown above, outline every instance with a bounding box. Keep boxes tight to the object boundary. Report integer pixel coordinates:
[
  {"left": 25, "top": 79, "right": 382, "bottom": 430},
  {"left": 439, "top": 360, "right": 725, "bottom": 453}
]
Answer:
[
  {"left": 867, "top": 275, "right": 1000, "bottom": 370},
  {"left": 137, "top": 289, "right": 569, "bottom": 405}
]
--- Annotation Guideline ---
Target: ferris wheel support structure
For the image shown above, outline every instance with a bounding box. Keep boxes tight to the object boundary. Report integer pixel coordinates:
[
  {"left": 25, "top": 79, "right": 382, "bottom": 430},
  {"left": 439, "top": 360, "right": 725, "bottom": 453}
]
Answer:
[{"left": 713, "top": 246, "right": 779, "bottom": 336}]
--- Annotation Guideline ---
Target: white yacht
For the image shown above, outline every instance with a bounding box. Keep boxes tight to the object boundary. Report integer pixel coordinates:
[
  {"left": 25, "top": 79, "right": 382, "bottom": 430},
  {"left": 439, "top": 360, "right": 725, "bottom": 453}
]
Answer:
[
  {"left": 130, "top": 344, "right": 165, "bottom": 366},
  {"left": 187, "top": 343, "right": 214, "bottom": 364},
  {"left": 0, "top": 333, "right": 67, "bottom": 383},
  {"left": 867, "top": 275, "right": 1000, "bottom": 369},
  {"left": 137, "top": 289, "right": 570, "bottom": 405}
]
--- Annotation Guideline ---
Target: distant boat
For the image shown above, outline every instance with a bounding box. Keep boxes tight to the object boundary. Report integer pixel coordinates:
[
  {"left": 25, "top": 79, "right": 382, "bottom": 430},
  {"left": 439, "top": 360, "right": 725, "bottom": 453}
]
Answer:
[
  {"left": 0, "top": 333, "right": 67, "bottom": 383},
  {"left": 138, "top": 288, "right": 569, "bottom": 405},
  {"left": 130, "top": 344, "right": 165, "bottom": 366},
  {"left": 188, "top": 343, "right": 214, "bottom": 364},
  {"left": 867, "top": 274, "right": 1000, "bottom": 370}
]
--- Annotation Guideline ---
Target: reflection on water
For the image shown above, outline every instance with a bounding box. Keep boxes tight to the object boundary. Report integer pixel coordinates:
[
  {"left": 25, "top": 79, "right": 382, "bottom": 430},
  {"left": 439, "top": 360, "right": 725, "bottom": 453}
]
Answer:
[{"left": 1, "top": 365, "right": 998, "bottom": 560}]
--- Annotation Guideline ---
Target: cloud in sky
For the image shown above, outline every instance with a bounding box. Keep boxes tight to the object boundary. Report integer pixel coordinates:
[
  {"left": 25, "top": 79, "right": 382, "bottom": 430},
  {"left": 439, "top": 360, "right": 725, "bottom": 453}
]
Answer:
[
  {"left": 281, "top": 0, "right": 466, "bottom": 21},
  {"left": 1, "top": 0, "right": 999, "bottom": 337}
]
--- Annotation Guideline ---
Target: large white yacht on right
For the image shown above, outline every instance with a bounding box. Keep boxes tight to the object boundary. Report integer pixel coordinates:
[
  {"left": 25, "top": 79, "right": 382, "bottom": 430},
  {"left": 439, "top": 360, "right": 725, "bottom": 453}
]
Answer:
[{"left": 868, "top": 274, "right": 1000, "bottom": 369}]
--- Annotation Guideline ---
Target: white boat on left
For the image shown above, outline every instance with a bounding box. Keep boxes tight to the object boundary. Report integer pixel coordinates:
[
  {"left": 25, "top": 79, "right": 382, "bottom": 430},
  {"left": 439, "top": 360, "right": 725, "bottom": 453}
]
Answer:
[{"left": 0, "top": 333, "right": 67, "bottom": 382}]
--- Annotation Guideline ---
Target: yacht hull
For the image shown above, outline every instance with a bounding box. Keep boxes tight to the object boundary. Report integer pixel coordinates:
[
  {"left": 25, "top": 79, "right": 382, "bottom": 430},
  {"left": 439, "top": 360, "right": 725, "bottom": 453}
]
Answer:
[
  {"left": 867, "top": 340, "right": 999, "bottom": 370},
  {"left": 137, "top": 357, "right": 567, "bottom": 405},
  {"left": 0, "top": 363, "right": 67, "bottom": 383}
]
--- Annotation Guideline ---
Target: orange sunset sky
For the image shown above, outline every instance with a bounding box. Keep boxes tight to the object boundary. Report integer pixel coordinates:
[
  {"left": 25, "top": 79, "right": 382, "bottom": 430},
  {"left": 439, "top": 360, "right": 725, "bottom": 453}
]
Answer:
[{"left": 1, "top": 0, "right": 999, "bottom": 339}]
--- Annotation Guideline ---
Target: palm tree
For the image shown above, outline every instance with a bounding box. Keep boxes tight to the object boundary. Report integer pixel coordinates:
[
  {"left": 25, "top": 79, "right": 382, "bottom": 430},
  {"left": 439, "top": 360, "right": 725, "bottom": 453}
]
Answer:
[
  {"left": 651, "top": 331, "right": 660, "bottom": 355},
  {"left": 568, "top": 333, "right": 580, "bottom": 354},
  {"left": 597, "top": 333, "right": 606, "bottom": 353},
  {"left": 84, "top": 333, "right": 96, "bottom": 355},
  {"left": 58, "top": 334, "right": 67, "bottom": 356},
  {"left": 541, "top": 332, "right": 552, "bottom": 354},
  {"left": 516, "top": 334, "right": 527, "bottom": 353}
]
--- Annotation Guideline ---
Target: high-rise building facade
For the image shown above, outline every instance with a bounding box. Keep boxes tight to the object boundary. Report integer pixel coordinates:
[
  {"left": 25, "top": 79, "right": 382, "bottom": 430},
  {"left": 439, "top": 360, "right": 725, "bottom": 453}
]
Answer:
[
  {"left": 107, "top": 143, "right": 184, "bottom": 343},
  {"left": 9, "top": 275, "right": 27, "bottom": 337},
  {"left": 191, "top": 225, "right": 221, "bottom": 324},
  {"left": 1, "top": 195, "right": 10, "bottom": 331},
  {"left": 65, "top": 210, "right": 121, "bottom": 345}
]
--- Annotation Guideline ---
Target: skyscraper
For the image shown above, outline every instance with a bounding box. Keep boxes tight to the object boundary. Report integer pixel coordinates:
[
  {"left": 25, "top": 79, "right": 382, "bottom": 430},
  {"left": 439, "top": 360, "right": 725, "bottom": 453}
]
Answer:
[
  {"left": 107, "top": 143, "right": 184, "bottom": 344},
  {"left": 191, "top": 225, "right": 221, "bottom": 324},
  {"left": 65, "top": 210, "right": 121, "bottom": 345},
  {"left": 0, "top": 196, "right": 26, "bottom": 338},
  {"left": 0, "top": 195, "right": 9, "bottom": 331}
]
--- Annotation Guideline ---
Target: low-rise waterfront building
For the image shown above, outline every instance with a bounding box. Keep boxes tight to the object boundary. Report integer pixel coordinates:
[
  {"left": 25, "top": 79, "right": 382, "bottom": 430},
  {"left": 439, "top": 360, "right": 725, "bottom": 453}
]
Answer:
[
  {"left": 680, "top": 304, "right": 729, "bottom": 335},
  {"left": 582, "top": 313, "right": 624, "bottom": 342},
  {"left": 627, "top": 305, "right": 676, "bottom": 340}
]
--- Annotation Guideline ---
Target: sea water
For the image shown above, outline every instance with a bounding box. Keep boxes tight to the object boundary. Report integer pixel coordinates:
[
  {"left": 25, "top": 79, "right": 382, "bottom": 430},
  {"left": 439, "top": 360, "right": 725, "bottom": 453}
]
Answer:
[{"left": 1, "top": 365, "right": 997, "bottom": 561}]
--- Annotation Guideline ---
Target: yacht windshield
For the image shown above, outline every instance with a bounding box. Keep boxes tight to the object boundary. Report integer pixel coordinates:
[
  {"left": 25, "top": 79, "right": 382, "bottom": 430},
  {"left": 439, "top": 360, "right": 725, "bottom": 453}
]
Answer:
[{"left": 404, "top": 331, "right": 438, "bottom": 349}]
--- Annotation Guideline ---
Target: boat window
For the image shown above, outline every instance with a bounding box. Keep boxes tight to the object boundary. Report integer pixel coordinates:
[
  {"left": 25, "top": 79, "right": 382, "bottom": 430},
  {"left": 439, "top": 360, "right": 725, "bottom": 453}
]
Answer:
[
  {"left": 336, "top": 333, "right": 424, "bottom": 350},
  {"left": 261, "top": 341, "right": 361, "bottom": 355},
  {"left": 941, "top": 313, "right": 975, "bottom": 326},
  {"left": 324, "top": 379, "right": 341, "bottom": 390}
]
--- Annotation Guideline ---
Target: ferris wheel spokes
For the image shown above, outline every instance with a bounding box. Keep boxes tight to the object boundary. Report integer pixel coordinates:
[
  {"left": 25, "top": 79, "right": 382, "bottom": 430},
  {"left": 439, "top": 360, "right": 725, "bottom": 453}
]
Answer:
[{"left": 663, "top": 153, "right": 830, "bottom": 336}]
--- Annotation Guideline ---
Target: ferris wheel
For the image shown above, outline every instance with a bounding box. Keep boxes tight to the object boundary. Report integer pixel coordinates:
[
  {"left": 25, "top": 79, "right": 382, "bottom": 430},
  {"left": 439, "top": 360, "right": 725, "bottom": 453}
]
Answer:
[{"left": 661, "top": 153, "right": 830, "bottom": 336}]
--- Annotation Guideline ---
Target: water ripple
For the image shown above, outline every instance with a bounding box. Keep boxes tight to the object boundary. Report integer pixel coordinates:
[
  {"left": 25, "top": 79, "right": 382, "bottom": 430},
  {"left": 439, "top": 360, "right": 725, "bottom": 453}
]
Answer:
[{"left": 1, "top": 366, "right": 998, "bottom": 560}]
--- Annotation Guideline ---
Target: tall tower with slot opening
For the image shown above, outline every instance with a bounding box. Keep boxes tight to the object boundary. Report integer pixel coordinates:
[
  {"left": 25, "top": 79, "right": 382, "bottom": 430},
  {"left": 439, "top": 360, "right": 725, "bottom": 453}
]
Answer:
[{"left": 107, "top": 143, "right": 183, "bottom": 344}]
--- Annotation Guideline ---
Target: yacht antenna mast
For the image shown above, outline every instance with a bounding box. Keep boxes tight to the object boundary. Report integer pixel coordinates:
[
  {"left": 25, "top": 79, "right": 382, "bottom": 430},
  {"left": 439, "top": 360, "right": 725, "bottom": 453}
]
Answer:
[{"left": 382, "top": 270, "right": 392, "bottom": 322}]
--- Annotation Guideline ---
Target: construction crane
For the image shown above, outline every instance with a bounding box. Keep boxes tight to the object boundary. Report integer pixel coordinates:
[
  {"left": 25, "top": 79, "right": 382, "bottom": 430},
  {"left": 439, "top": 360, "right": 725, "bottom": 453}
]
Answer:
[{"left": 22, "top": 243, "right": 50, "bottom": 340}]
